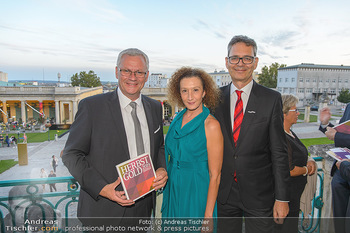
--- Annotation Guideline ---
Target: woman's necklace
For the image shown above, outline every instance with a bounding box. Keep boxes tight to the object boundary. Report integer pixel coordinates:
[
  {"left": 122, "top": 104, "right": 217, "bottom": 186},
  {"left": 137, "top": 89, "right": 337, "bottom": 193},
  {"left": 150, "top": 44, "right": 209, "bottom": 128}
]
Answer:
[{"left": 284, "top": 129, "right": 295, "bottom": 138}]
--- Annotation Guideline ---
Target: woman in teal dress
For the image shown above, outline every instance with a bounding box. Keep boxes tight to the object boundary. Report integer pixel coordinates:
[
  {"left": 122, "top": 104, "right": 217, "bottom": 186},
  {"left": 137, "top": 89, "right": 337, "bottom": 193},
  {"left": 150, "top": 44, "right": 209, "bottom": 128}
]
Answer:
[{"left": 161, "top": 67, "right": 223, "bottom": 223}]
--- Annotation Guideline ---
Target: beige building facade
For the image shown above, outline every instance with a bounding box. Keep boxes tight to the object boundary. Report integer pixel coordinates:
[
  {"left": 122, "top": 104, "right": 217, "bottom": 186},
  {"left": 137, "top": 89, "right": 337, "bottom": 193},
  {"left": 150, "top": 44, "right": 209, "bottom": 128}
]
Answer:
[{"left": 0, "top": 86, "right": 102, "bottom": 124}]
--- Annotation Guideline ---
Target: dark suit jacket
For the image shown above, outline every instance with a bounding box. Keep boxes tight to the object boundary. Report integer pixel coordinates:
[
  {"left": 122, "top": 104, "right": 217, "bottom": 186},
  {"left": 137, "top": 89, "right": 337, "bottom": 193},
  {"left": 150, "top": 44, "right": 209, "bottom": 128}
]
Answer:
[
  {"left": 62, "top": 90, "right": 165, "bottom": 219},
  {"left": 213, "top": 81, "right": 290, "bottom": 210}
]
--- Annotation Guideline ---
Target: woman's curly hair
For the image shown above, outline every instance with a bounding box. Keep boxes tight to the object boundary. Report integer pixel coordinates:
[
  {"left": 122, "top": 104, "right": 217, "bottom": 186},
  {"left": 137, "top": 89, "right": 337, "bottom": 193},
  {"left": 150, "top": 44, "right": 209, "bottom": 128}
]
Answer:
[{"left": 167, "top": 67, "right": 220, "bottom": 111}]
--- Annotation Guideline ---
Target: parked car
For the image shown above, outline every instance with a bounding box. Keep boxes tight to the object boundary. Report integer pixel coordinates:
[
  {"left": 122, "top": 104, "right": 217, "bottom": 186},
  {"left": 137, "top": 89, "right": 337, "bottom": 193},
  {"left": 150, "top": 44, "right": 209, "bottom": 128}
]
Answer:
[{"left": 310, "top": 105, "right": 319, "bottom": 111}]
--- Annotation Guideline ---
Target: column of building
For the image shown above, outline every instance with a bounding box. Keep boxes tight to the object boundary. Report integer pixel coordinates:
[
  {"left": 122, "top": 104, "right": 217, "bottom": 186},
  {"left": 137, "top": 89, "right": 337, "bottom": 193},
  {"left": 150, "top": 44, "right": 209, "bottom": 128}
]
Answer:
[
  {"left": 55, "top": 101, "right": 60, "bottom": 124},
  {"left": 21, "top": 101, "right": 26, "bottom": 123},
  {"left": 2, "top": 101, "right": 7, "bottom": 123}
]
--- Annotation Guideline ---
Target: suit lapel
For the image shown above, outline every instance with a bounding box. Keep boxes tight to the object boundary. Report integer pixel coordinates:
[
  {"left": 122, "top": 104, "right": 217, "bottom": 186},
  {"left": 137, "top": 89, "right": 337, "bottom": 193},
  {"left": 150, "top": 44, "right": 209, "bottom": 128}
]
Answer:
[
  {"left": 221, "top": 85, "right": 235, "bottom": 149},
  {"left": 235, "top": 81, "right": 258, "bottom": 149},
  {"left": 108, "top": 90, "right": 130, "bottom": 161},
  {"left": 142, "top": 96, "right": 155, "bottom": 160}
]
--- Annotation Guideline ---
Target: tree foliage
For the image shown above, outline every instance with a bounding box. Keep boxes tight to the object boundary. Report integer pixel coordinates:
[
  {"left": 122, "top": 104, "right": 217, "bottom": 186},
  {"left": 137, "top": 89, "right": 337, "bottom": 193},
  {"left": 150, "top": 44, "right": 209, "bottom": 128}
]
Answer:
[
  {"left": 258, "top": 63, "right": 287, "bottom": 88},
  {"left": 337, "top": 88, "right": 350, "bottom": 104},
  {"left": 71, "top": 70, "right": 102, "bottom": 87}
]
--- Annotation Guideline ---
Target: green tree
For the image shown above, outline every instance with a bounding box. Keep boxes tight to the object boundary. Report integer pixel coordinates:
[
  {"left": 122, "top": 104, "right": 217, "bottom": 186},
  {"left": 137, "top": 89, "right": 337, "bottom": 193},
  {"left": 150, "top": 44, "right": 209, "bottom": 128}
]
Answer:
[
  {"left": 71, "top": 70, "right": 102, "bottom": 87},
  {"left": 258, "top": 63, "right": 286, "bottom": 88},
  {"left": 337, "top": 88, "right": 350, "bottom": 104}
]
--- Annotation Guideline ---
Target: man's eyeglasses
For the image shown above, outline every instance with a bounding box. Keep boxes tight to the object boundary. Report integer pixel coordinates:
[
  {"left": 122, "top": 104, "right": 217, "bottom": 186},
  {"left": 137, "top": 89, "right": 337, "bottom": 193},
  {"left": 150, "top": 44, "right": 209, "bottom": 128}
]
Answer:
[
  {"left": 227, "top": 56, "right": 255, "bottom": 64},
  {"left": 289, "top": 109, "right": 299, "bottom": 113},
  {"left": 119, "top": 69, "right": 147, "bottom": 78}
]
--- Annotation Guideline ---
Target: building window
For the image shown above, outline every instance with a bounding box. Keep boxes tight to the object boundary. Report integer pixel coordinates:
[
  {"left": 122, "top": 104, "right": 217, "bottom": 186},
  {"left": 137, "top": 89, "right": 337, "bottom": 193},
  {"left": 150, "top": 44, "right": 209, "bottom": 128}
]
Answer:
[
  {"left": 306, "top": 88, "right": 312, "bottom": 93},
  {"left": 306, "top": 78, "right": 310, "bottom": 83},
  {"left": 345, "top": 79, "right": 349, "bottom": 83},
  {"left": 292, "top": 78, "right": 295, "bottom": 82},
  {"left": 299, "top": 78, "right": 303, "bottom": 82},
  {"left": 284, "top": 88, "right": 289, "bottom": 93},
  {"left": 332, "top": 79, "right": 336, "bottom": 83},
  {"left": 330, "top": 88, "right": 336, "bottom": 94},
  {"left": 319, "top": 79, "right": 323, "bottom": 83},
  {"left": 298, "top": 88, "right": 304, "bottom": 93},
  {"left": 313, "top": 78, "right": 317, "bottom": 82},
  {"left": 326, "top": 79, "right": 330, "bottom": 83},
  {"left": 339, "top": 79, "right": 342, "bottom": 83},
  {"left": 279, "top": 78, "right": 282, "bottom": 82},
  {"left": 290, "top": 88, "right": 295, "bottom": 93},
  {"left": 285, "top": 78, "right": 288, "bottom": 82}
]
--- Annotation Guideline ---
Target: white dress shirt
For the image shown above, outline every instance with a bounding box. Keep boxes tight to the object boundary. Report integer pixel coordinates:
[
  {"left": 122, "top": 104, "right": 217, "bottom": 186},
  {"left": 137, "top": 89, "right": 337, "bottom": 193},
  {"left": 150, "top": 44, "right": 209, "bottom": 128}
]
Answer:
[
  {"left": 230, "top": 80, "right": 253, "bottom": 129},
  {"left": 118, "top": 88, "right": 150, "bottom": 159}
]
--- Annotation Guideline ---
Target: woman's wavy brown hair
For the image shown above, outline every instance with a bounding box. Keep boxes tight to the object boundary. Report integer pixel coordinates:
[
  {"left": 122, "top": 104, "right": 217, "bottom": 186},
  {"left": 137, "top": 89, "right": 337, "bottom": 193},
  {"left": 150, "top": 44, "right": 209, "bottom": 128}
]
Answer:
[{"left": 167, "top": 67, "right": 220, "bottom": 111}]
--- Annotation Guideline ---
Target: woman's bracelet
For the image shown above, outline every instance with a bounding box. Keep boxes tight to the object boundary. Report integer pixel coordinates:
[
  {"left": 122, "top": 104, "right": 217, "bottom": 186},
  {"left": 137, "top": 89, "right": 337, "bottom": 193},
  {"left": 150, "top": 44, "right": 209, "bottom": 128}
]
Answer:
[{"left": 303, "top": 166, "right": 308, "bottom": 176}]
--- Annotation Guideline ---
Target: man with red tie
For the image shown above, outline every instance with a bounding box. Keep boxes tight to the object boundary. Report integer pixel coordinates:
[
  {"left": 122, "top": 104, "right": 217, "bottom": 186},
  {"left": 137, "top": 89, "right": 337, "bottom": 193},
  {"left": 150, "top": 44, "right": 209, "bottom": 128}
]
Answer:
[{"left": 213, "top": 35, "right": 290, "bottom": 233}]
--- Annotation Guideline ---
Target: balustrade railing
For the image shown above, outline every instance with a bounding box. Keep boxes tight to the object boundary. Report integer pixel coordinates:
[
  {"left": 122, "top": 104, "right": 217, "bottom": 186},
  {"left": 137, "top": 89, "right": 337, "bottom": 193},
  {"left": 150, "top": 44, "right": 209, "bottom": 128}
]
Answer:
[
  {"left": 300, "top": 156, "right": 324, "bottom": 233},
  {"left": 0, "top": 158, "right": 325, "bottom": 233},
  {"left": 0, "top": 176, "right": 79, "bottom": 233}
]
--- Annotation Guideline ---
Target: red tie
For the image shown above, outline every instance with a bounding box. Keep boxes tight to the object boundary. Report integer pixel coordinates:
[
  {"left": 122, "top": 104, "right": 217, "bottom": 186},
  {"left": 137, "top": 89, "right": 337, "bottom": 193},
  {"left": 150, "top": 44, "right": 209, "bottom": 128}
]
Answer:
[
  {"left": 233, "top": 90, "right": 243, "bottom": 146},
  {"left": 233, "top": 90, "right": 243, "bottom": 182}
]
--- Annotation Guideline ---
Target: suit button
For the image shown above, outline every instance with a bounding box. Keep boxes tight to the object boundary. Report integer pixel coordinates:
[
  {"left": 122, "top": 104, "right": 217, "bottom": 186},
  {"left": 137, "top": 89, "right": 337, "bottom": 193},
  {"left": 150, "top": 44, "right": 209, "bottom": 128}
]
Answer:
[{"left": 234, "top": 156, "right": 237, "bottom": 159}]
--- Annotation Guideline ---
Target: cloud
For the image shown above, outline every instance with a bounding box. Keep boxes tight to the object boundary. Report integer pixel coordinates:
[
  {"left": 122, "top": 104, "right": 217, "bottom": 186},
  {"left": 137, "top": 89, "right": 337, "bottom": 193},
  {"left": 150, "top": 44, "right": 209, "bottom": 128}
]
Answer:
[
  {"left": 193, "top": 19, "right": 226, "bottom": 39},
  {"left": 261, "top": 31, "right": 300, "bottom": 46}
]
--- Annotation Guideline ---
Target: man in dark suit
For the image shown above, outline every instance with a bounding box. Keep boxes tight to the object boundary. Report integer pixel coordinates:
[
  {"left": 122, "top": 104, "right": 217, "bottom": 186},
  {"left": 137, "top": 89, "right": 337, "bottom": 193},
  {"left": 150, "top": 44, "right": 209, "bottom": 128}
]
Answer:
[
  {"left": 62, "top": 48, "right": 167, "bottom": 231},
  {"left": 213, "top": 35, "right": 290, "bottom": 233},
  {"left": 319, "top": 104, "right": 350, "bottom": 233}
]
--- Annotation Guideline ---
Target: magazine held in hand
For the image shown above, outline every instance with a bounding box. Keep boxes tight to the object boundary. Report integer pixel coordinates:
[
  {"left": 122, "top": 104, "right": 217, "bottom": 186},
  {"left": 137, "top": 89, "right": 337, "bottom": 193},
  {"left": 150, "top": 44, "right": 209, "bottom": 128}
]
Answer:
[
  {"left": 116, "top": 153, "right": 156, "bottom": 201},
  {"left": 333, "top": 119, "right": 350, "bottom": 134},
  {"left": 326, "top": 148, "right": 350, "bottom": 161}
]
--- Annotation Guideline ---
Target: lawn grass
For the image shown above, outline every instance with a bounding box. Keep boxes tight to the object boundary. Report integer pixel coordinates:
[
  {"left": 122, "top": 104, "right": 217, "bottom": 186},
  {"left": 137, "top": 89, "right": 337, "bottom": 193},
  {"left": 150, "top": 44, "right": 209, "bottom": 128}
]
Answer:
[
  {"left": 163, "top": 125, "right": 169, "bottom": 135},
  {"left": 300, "top": 137, "right": 334, "bottom": 149},
  {"left": 0, "top": 159, "right": 18, "bottom": 174},
  {"left": 3, "top": 130, "right": 68, "bottom": 143},
  {"left": 298, "top": 114, "right": 318, "bottom": 123}
]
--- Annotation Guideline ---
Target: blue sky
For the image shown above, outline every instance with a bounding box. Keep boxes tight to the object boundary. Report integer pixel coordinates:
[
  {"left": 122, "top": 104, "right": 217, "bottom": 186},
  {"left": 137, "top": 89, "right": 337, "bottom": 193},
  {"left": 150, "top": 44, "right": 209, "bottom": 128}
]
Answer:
[{"left": 1, "top": 0, "right": 350, "bottom": 82}]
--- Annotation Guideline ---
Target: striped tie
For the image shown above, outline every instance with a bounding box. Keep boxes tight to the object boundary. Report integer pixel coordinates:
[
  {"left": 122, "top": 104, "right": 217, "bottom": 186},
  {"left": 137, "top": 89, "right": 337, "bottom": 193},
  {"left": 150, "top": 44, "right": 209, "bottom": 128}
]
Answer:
[{"left": 233, "top": 90, "right": 243, "bottom": 146}]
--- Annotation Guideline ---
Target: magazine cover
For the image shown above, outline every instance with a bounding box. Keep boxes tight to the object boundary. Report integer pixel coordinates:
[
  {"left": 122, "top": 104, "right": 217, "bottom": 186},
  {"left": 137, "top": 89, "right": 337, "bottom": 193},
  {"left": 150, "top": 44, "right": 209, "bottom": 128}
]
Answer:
[
  {"left": 334, "top": 119, "right": 350, "bottom": 134},
  {"left": 326, "top": 147, "right": 350, "bottom": 161},
  {"left": 116, "top": 153, "right": 156, "bottom": 201}
]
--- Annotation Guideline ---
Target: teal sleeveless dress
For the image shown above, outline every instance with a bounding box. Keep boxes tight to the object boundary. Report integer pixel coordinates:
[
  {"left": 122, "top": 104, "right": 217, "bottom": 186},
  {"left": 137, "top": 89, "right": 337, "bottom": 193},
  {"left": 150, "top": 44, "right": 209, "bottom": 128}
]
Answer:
[{"left": 161, "top": 106, "right": 217, "bottom": 218}]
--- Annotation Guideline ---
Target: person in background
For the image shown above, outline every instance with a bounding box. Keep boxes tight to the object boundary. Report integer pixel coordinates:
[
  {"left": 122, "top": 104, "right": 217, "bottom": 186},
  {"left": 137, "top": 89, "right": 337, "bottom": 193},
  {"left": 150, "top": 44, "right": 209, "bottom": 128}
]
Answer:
[
  {"left": 213, "top": 35, "right": 290, "bottom": 233},
  {"left": 5, "top": 134, "right": 10, "bottom": 147},
  {"left": 23, "top": 133, "right": 27, "bottom": 143},
  {"left": 40, "top": 168, "right": 48, "bottom": 191},
  {"left": 275, "top": 94, "right": 316, "bottom": 233},
  {"left": 161, "top": 67, "right": 223, "bottom": 228},
  {"left": 0, "top": 134, "right": 4, "bottom": 147},
  {"left": 48, "top": 170, "right": 57, "bottom": 192},
  {"left": 319, "top": 103, "right": 350, "bottom": 233},
  {"left": 51, "top": 155, "right": 58, "bottom": 173},
  {"left": 11, "top": 136, "right": 17, "bottom": 148}
]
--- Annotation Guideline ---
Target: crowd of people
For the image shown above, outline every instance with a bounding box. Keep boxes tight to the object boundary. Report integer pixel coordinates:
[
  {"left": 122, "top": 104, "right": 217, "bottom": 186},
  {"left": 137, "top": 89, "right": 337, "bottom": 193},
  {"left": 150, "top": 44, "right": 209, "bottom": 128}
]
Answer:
[{"left": 2, "top": 35, "right": 348, "bottom": 233}]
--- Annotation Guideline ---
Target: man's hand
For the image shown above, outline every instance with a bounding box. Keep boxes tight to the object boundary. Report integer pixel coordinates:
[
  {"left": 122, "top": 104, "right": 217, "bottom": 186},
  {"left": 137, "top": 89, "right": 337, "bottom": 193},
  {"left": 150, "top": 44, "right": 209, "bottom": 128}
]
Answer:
[
  {"left": 307, "top": 160, "right": 317, "bottom": 175},
  {"left": 325, "top": 127, "right": 337, "bottom": 141},
  {"left": 336, "top": 159, "right": 350, "bottom": 170},
  {"left": 319, "top": 107, "right": 331, "bottom": 125},
  {"left": 153, "top": 168, "right": 168, "bottom": 190},
  {"left": 273, "top": 201, "right": 289, "bottom": 224},
  {"left": 99, "top": 177, "right": 135, "bottom": 206}
]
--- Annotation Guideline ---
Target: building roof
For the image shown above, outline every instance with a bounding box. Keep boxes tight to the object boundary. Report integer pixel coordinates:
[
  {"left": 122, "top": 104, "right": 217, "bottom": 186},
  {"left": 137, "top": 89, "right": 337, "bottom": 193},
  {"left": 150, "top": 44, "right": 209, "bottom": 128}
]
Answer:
[
  {"left": 0, "top": 81, "right": 23, "bottom": 87},
  {"left": 279, "top": 63, "right": 350, "bottom": 70}
]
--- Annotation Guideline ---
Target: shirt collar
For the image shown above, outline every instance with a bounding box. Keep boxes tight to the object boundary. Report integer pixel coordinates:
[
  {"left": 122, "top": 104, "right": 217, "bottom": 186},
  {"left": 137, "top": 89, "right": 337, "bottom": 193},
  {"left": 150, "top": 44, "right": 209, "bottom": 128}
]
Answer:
[
  {"left": 117, "top": 88, "right": 142, "bottom": 109},
  {"left": 230, "top": 80, "right": 253, "bottom": 96}
]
